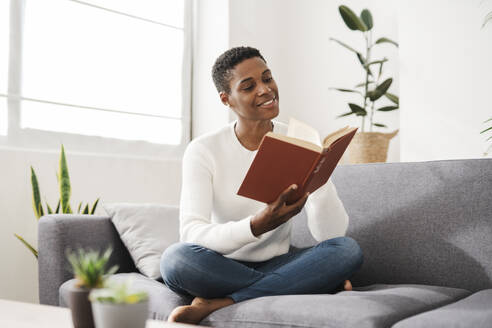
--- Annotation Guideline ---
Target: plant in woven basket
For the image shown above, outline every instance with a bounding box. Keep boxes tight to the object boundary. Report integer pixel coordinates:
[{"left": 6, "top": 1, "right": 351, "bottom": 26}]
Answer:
[
  {"left": 330, "top": 5, "right": 399, "bottom": 132},
  {"left": 14, "top": 144, "right": 100, "bottom": 258},
  {"left": 67, "top": 248, "right": 119, "bottom": 289}
]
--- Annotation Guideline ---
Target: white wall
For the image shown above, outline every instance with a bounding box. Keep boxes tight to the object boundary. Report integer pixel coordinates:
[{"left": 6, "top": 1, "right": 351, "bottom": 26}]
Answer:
[
  {"left": 399, "top": 0, "right": 492, "bottom": 161},
  {"left": 228, "top": 0, "right": 400, "bottom": 163},
  {"left": 191, "top": 0, "right": 230, "bottom": 137},
  {"left": 0, "top": 147, "right": 181, "bottom": 303}
]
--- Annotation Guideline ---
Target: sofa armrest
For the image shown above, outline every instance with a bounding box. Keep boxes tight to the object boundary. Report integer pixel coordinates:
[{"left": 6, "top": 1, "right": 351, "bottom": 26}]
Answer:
[{"left": 38, "top": 214, "right": 137, "bottom": 306}]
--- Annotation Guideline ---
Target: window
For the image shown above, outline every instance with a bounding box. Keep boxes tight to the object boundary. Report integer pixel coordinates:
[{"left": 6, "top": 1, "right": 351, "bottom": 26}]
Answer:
[{"left": 0, "top": 0, "right": 191, "bottom": 156}]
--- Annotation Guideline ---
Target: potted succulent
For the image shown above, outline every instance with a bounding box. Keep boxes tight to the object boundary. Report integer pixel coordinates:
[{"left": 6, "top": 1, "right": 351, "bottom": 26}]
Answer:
[
  {"left": 66, "top": 248, "right": 118, "bottom": 328},
  {"left": 331, "top": 5, "right": 399, "bottom": 163},
  {"left": 89, "top": 280, "right": 149, "bottom": 328}
]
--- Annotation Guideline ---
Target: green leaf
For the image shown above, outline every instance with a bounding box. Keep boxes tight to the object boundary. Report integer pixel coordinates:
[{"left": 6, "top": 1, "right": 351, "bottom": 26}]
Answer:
[
  {"left": 375, "top": 37, "right": 399, "bottom": 47},
  {"left": 330, "top": 38, "right": 360, "bottom": 54},
  {"left": 360, "top": 9, "right": 373, "bottom": 30},
  {"left": 480, "top": 126, "right": 492, "bottom": 134},
  {"left": 31, "top": 167, "right": 43, "bottom": 219},
  {"left": 59, "top": 145, "right": 71, "bottom": 213},
  {"left": 14, "top": 234, "right": 38, "bottom": 258},
  {"left": 364, "top": 58, "right": 388, "bottom": 68},
  {"left": 90, "top": 198, "right": 100, "bottom": 215},
  {"left": 385, "top": 92, "right": 399, "bottom": 105},
  {"left": 339, "top": 5, "right": 368, "bottom": 31},
  {"left": 483, "top": 117, "right": 492, "bottom": 123},
  {"left": 482, "top": 12, "right": 492, "bottom": 28},
  {"left": 348, "top": 103, "right": 367, "bottom": 116},
  {"left": 77, "top": 202, "right": 83, "bottom": 214},
  {"left": 55, "top": 199, "right": 61, "bottom": 214},
  {"left": 356, "top": 53, "right": 373, "bottom": 76},
  {"left": 354, "top": 81, "right": 374, "bottom": 88},
  {"left": 331, "top": 88, "right": 361, "bottom": 94},
  {"left": 46, "top": 202, "right": 53, "bottom": 214},
  {"left": 83, "top": 204, "right": 90, "bottom": 215},
  {"left": 369, "top": 78, "right": 393, "bottom": 101},
  {"left": 373, "top": 123, "right": 387, "bottom": 127},
  {"left": 337, "top": 111, "right": 355, "bottom": 118},
  {"left": 377, "top": 106, "right": 399, "bottom": 112}
]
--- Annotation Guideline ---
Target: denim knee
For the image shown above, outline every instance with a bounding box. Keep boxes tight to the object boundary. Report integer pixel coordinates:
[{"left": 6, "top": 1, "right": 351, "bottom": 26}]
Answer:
[
  {"left": 160, "top": 242, "right": 193, "bottom": 289},
  {"left": 321, "top": 236, "right": 364, "bottom": 270}
]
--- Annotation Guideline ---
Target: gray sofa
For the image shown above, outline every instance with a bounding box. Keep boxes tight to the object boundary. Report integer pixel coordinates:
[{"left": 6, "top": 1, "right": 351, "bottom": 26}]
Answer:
[{"left": 39, "top": 158, "right": 492, "bottom": 327}]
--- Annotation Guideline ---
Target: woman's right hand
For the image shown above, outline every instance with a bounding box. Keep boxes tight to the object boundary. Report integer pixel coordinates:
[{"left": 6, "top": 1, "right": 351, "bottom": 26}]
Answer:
[{"left": 250, "top": 184, "right": 309, "bottom": 237}]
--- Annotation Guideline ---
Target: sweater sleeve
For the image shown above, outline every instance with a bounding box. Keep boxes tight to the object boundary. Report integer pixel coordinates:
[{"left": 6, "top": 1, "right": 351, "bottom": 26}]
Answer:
[
  {"left": 179, "top": 142, "right": 259, "bottom": 254},
  {"left": 304, "top": 178, "right": 349, "bottom": 242}
]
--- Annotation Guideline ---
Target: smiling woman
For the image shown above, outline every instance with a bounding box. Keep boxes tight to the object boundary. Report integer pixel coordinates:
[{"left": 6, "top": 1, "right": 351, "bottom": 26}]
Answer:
[{"left": 159, "top": 46, "right": 362, "bottom": 325}]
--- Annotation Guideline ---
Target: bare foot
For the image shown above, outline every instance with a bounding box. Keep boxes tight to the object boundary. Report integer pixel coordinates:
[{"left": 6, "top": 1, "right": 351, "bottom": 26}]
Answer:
[
  {"left": 344, "top": 279, "right": 353, "bottom": 291},
  {"left": 167, "top": 297, "right": 234, "bottom": 324}
]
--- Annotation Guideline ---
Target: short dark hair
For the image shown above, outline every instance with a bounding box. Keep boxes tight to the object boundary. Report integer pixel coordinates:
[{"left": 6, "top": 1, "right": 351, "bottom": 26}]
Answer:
[{"left": 212, "top": 46, "right": 266, "bottom": 94}]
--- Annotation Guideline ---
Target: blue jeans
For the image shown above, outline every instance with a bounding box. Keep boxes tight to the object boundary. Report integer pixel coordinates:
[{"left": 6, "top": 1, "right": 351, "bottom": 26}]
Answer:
[{"left": 160, "top": 236, "right": 363, "bottom": 303}]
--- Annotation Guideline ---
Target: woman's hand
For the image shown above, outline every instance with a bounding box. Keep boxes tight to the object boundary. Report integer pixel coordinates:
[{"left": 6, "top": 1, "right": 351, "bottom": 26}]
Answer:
[{"left": 250, "top": 184, "right": 309, "bottom": 237}]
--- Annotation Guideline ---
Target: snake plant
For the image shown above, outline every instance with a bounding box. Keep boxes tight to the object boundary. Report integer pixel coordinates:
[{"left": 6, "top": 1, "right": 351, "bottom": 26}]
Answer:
[
  {"left": 330, "top": 5, "right": 399, "bottom": 132},
  {"left": 15, "top": 145, "right": 100, "bottom": 259}
]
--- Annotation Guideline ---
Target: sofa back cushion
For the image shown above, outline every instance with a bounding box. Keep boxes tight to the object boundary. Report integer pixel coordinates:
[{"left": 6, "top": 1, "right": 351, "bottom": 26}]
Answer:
[{"left": 291, "top": 158, "right": 492, "bottom": 292}]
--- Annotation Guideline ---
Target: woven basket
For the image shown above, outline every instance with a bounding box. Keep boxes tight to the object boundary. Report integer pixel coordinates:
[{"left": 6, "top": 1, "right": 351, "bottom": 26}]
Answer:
[{"left": 348, "top": 129, "right": 399, "bottom": 164}]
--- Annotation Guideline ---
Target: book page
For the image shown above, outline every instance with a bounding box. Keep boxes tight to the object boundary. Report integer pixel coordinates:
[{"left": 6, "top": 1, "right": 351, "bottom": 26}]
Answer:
[
  {"left": 287, "top": 117, "right": 322, "bottom": 147},
  {"left": 323, "top": 126, "right": 358, "bottom": 148}
]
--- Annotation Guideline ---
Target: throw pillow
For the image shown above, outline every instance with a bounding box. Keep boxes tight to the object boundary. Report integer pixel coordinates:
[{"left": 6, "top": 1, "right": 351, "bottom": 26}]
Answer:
[{"left": 103, "top": 203, "right": 180, "bottom": 279}]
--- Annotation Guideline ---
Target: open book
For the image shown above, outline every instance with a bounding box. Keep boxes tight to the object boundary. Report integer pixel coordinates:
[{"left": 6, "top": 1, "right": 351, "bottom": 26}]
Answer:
[{"left": 237, "top": 118, "right": 358, "bottom": 204}]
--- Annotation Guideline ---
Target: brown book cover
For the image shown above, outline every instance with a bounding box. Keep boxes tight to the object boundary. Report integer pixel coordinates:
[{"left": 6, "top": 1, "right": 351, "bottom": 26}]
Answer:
[{"left": 237, "top": 119, "right": 358, "bottom": 204}]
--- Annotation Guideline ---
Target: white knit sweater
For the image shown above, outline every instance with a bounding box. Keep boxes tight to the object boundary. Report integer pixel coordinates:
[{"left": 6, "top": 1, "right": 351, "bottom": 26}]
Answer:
[{"left": 179, "top": 119, "right": 349, "bottom": 262}]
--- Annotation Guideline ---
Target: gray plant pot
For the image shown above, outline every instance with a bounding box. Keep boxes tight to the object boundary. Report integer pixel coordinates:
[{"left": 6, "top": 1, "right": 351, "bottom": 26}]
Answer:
[
  {"left": 68, "top": 286, "right": 95, "bottom": 328},
  {"left": 91, "top": 301, "right": 149, "bottom": 328}
]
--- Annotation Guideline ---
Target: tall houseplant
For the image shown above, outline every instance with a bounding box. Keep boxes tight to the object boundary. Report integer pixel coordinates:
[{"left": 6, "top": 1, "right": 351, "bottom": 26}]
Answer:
[
  {"left": 15, "top": 145, "right": 100, "bottom": 258},
  {"left": 331, "top": 5, "right": 399, "bottom": 163}
]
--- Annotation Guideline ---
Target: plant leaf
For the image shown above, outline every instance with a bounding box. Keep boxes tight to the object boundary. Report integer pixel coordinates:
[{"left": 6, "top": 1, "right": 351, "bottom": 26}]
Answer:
[
  {"left": 46, "top": 202, "right": 53, "bottom": 214},
  {"left": 14, "top": 234, "right": 38, "bottom": 258},
  {"left": 482, "top": 12, "right": 492, "bottom": 28},
  {"left": 483, "top": 117, "right": 492, "bottom": 123},
  {"left": 83, "top": 204, "right": 90, "bottom": 214},
  {"left": 339, "top": 5, "right": 368, "bottom": 31},
  {"left": 55, "top": 199, "right": 61, "bottom": 214},
  {"left": 59, "top": 145, "right": 71, "bottom": 213},
  {"left": 331, "top": 88, "right": 361, "bottom": 94},
  {"left": 480, "top": 126, "right": 492, "bottom": 134},
  {"left": 356, "top": 54, "right": 373, "bottom": 76},
  {"left": 348, "top": 103, "right": 367, "bottom": 116},
  {"left": 373, "top": 123, "right": 387, "bottom": 127},
  {"left": 385, "top": 92, "right": 399, "bottom": 105},
  {"left": 364, "top": 58, "right": 388, "bottom": 68},
  {"left": 90, "top": 198, "right": 100, "bottom": 215},
  {"left": 369, "top": 78, "right": 393, "bottom": 101},
  {"left": 330, "top": 38, "right": 360, "bottom": 54},
  {"left": 337, "top": 111, "right": 355, "bottom": 118},
  {"left": 77, "top": 202, "right": 82, "bottom": 214},
  {"left": 354, "top": 81, "right": 374, "bottom": 88},
  {"left": 377, "top": 106, "right": 399, "bottom": 112},
  {"left": 360, "top": 9, "right": 373, "bottom": 30},
  {"left": 375, "top": 37, "right": 399, "bottom": 47},
  {"left": 31, "top": 167, "right": 43, "bottom": 219}
]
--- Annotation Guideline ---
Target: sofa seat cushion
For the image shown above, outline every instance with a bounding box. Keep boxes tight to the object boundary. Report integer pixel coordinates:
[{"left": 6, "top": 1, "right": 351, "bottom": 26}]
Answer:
[
  {"left": 392, "top": 289, "right": 492, "bottom": 328},
  {"left": 59, "top": 273, "right": 193, "bottom": 320},
  {"left": 202, "top": 284, "right": 470, "bottom": 328}
]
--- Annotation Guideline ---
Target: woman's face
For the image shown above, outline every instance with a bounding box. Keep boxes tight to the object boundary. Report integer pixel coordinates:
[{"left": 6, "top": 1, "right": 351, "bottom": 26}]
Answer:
[{"left": 221, "top": 57, "right": 279, "bottom": 122}]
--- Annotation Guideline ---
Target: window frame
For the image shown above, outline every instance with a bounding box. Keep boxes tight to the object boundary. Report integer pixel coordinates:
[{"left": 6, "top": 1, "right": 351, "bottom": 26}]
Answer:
[{"left": 0, "top": 0, "right": 192, "bottom": 160}]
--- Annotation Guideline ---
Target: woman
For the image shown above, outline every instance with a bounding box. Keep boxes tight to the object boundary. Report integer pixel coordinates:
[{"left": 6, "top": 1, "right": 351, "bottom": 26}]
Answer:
[{"left": 160, "top": 46, "right": 363, "bottom": 324}]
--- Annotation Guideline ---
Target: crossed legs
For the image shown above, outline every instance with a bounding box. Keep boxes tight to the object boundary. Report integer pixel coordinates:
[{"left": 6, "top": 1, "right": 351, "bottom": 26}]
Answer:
[{"left": 160, "top": 236, "right": 363, "bottom": 324}]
